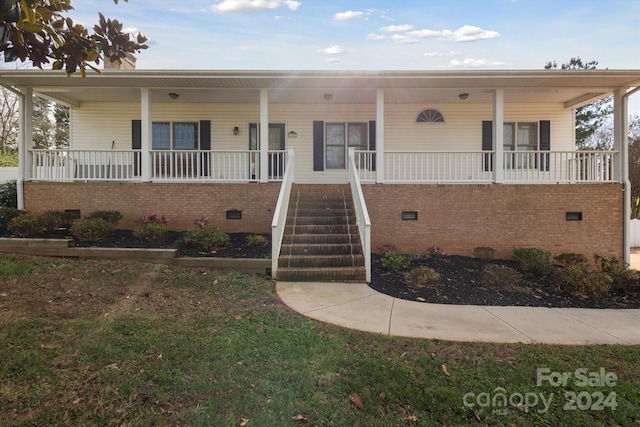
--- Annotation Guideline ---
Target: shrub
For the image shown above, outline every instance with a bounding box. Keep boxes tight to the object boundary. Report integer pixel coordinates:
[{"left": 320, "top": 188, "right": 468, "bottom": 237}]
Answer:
[
  {"left": 134, "top": 213, "right": 169, "bottom": 244},
  {"left": 379, "top": 244, "right": 411, "bottom": 271},
  {"left": 593, "top": 254, "right": 625, "bottom": 275},
  {"left": 482, "top": 264, "right": 522, "bottom": 290},
  {"left": 473, "top": 246, "right": 495, "bottom": 260},
  {"left": 554, "top": 265, "right": 611, "bottom": 299},
  {"left": 427, "top": 246, "right": 446, "bottom": 257},
  {"left": 612, "top": 269, "right": 640, "bottom": 297},
  {"left": 86, "top": 210, "right": 123, "bottom": 226},
  {"left": 246, "top": 234, "right": 268, "bottom": 247},
  {"left": 512, "top": 247, "right": 553, "bottom": 276},
  {"left": 403, "top": 266, "right": 440, "bottom": 287},
  {"left": 553, "top": 252, "right": 588, "bottom": 267},
  {"left": 8, "top": 212, "right": 46, "bottom": 237},
  {"left": 184, "top": 218, "right": 230, "bottom": 251},
  {"left": 0, "top": 180, "right": 17, "bottom": 208},
  {"left": 70, "top": 218, "right": 114, "bottom": 242},
  {"left": 0, "top": 207, "right": 25, "bottom": 235},
  {"left": 39, "top": 210, "right": 75, "bottom": 233}
]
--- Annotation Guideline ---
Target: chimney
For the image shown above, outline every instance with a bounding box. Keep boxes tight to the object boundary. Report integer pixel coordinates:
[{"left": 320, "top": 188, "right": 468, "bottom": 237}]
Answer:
[{"left": 104, "top": 53, "right": 137, "bottom": 70}]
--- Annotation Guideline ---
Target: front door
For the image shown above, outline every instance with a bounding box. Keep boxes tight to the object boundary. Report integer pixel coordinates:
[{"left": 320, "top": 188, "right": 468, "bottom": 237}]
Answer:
[{"left": 249, "top": 123, "right": 286, "bottom": 179}]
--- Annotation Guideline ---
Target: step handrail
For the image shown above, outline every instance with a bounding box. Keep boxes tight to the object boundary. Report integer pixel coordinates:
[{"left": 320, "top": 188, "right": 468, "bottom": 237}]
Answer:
[
  {"left": 271, "top": 148, "right": 295, "bottom": 279},
  {"left": 348, "top": 148, "right": 372, "bottom": 282}
]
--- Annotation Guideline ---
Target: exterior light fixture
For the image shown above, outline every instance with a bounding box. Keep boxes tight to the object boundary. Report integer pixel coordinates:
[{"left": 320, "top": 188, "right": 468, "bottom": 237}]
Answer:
[
  {"left": 458, "top": 93, "right": 469, "bottom": 100},
  {"left": 323, "top": 93, "right": 333, "bottom": 101},
  {"left": 287, "top": 130, "right": 297, "bottom": 138},
  {"left": 233, "top": 126, "right": 240, "bottom": 136},
  {"left": 169, "top": 92, "right": 179, "bottom": 100}
]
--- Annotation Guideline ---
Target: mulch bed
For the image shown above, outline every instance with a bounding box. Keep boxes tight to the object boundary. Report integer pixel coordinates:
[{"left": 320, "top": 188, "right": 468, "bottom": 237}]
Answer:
[{"left": 368, "top": 254, "right": 640, "bottom": 309}]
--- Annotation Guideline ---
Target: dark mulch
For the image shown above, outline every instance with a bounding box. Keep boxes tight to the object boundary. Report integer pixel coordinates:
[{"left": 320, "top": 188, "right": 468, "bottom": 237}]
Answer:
[
  {"left": 72, "top": 230, "right": 271, "bottom": 259},
  {"left": 368, "top": 254, "right": 640, "bottom": 309}
]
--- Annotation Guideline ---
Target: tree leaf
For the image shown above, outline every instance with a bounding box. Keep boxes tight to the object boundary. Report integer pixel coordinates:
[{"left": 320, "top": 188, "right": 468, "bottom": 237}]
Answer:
[
  {"left": 442, "top": 364, "right": 450, "bottom": 376},
  {"left": 240, "top": 417, "right": 249, "bottom": 426},
  {"left": 349, "top": 392, "right": 364, "bottom": 410},
  {"left": 291, "top": 414, "right": 308, "bottom": 421}
]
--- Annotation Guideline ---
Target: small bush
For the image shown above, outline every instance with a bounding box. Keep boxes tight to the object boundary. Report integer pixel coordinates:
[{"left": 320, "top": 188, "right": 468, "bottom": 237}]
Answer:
[
  {"left": 134, "top": 214, "right": 169, "bottom": 244},
  {"left": 593, "top": 254, "right": 625, "bottom": 275},
  {"left": 0, "top": 207, "right": 25, "bottom": 235},
  {"left": 403, "top": 266, "right": 440, "bottom": 287},
  {"left": 184, "top": 219, "right": 230, "bottom": 251},
  {"left": 512, "top": 247, "right": 553, "bottom": 276},
  {"left": 473, "top": 246, "right": 495, "bottom": 260},
  {"left": 70, "top": 218, "right": 114, "bottom": 242},
  {"left": 554, "top": 265, "right": 611, "bottom": 299},
  {"left": 379, "top": 244, "right": 411, "bottom": 271},
  {"left": 553, "top": 252, "right": 588, "bottom": 267},
  {"left": 0, "top": 180, "right": 17, "bottom": 208},
  {"left": 246, "top": 234, "right": 268, "bottom": 247},
  {"left": 7, "top": 212, "right": 46, "bottom": 237},
  {"left": 612, "top": 269, "right": 640, "bottom": 297},
  {"left": 427, "top": 246, "right": 446, "bottom": 257},
  {"left": 86, "top": 210, "right": 123, "bottom": 226},
  {"left": 39, "top": 210, "right": 75, "bottom": 233},
  {"left": 482, "top": 264, "right": 522, "bottom": 290}
]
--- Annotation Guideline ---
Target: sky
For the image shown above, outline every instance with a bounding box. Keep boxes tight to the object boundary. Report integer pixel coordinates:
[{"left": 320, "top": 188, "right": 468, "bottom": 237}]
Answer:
[{"left": 69, "top": 0, "right": 640, "bottom": 111}]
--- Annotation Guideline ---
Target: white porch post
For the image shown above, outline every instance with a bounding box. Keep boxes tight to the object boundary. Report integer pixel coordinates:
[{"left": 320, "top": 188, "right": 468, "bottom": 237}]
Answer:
[
  {"left": 376, "top": 88, "right": 385, "bottom": 184},
  {"left": 16, "top": 87, "right": 33, "bottom": 209},
  {"left": 260, "top": 89, "right": 269, "bottom": 183},
  {"left": 613, "top": 88, "right": 630, "bottom": 266},
  {"left": 493, "top": 89, "right": 504, "bottom": 183},
  {"left": 140, "top": 88, "right": 152, "bottom": 182}
]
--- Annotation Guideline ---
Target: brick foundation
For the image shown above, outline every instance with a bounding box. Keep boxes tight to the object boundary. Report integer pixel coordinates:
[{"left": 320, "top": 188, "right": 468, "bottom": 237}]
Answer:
[
  {"left": 23, "top": 182, "right": 624, "bottom": 261},
  {"left": 23, "top": 182, "right": 281, "bottom": 233},
  {"left": 362, "top": 183, "right": 624, "bottom": 260}
]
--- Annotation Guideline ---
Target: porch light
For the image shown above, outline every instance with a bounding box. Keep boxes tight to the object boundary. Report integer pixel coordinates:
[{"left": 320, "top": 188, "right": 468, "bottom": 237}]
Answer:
[
  {"left": 323, "top": 93, "right": 333, "bottom": 101},
  {"left": 233, "top": 126, "right": 240, "bottom": 136},
  {"left": 288, "top": 131, "right": 297, "bottom": 138},
  {"left": 458, "top": 93, "right": 469, "bottom": 100},
  {"left": 169, "top": 92, "right": 179, "bottom": 100}
]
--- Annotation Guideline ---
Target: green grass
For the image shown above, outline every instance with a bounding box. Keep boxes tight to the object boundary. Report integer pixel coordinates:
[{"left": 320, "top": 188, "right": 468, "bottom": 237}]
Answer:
[{"left": 0, "top": 254, "right": 638, "bottom": 426}]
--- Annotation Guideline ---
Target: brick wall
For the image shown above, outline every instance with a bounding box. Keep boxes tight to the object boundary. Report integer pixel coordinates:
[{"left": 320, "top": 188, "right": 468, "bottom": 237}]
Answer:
[
  {"left": 24, "top": 182, "right": 281, "bottom": 233},
  {"left": 362, "top": 183, "right": 624, "bottom": 260}
]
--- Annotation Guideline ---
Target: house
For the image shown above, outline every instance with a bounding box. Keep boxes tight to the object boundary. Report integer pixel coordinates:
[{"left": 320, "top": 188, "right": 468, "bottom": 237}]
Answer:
[{"left": 1, "top": 68, "right": 639, "bottom": 281}]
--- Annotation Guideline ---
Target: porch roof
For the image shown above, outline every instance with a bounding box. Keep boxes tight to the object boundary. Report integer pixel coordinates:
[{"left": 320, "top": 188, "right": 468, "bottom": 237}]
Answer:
[{"left": 1, "top": 69, "right": 639, "bottom": 108}]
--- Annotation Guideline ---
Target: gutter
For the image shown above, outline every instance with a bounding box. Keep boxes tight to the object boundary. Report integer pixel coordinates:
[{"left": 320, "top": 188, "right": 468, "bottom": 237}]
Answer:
[
  {"left": 1, "top": 83, "right": 25, "bottom": 210},
  {"left": 622, "top": 86, "right": 640, "bottom": 267}
]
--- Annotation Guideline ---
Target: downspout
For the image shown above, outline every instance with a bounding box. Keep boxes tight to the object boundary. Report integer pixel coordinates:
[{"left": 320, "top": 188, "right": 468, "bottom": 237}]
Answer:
[
  {"left": 622, "top": 86, "right": 640, "bottom": 267},
  {"left": 1, "top": 83, "right": 26, "bottom": 209}
]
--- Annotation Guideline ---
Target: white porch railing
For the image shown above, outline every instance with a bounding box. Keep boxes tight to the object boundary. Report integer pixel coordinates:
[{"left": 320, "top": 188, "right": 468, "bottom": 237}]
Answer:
[
  {"left": 271, "top": 148, "right": 295, "bottom": 279},
  {"left": 348, "top": 148, "right": 372, "bottom": 283},
  {"left": 30, "top": 149, "right": 288, "bottom": 182},
  {"left": 354, "top": 150, "right": 618, "bottom": 184}
]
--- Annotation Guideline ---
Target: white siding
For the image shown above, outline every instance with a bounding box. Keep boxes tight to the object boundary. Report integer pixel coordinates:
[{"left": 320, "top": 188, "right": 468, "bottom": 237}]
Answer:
[{"left": 70, "top": 101, "right": 574, "bottom": 183}]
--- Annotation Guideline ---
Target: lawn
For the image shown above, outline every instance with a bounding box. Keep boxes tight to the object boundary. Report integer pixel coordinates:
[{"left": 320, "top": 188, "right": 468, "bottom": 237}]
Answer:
[{"left": 0, "top": 254, "right": 638, "bottom": 426}]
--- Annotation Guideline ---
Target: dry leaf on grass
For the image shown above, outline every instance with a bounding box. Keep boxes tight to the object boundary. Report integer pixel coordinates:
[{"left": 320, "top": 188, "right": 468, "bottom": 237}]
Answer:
[
  {"left": 349, "top": 392, "right": 364, "bottom": 410},
  {"left": 378, "top": 392, "right": 386, "bottom": 400},
  {"left": 442, "top": 364, "right": 451, "bottom": 376},
  {"left": 291, "top": 414, "right": 309, "bottom": 421},
  {"left": 240, "top": 417, "right": 249, "bottom": 426}
]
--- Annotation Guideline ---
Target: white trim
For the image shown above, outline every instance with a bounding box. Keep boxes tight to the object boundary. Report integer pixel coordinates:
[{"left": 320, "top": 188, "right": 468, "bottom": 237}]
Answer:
[
  {"left": 140, "top": 88, "right": 152, "bottom": 182},
  {"left": 493, "top": 89, "right": 504, "bottom": 183},
  {"left": 259, "top": 89, "right": 269, "bottom": 183},
  {"left": 376, "top": 88, "right": 385, "bottom": 184}
]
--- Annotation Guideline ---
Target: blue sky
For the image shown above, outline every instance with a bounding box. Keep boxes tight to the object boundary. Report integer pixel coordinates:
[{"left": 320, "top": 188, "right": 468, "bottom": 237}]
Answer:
[{"left": 70, "top": 0, "right": 640, "bottom": 71}]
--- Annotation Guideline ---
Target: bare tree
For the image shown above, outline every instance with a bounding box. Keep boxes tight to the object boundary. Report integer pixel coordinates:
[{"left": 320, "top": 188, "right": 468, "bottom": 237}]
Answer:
[{"left": 0, "top": 86, "right": 18, "bottom": 153}]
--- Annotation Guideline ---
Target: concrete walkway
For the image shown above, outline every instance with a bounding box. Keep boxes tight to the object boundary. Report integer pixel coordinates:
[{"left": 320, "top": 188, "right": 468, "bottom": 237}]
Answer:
[{"left": 276, "top": 282, "right": 640, "bottom": 345}]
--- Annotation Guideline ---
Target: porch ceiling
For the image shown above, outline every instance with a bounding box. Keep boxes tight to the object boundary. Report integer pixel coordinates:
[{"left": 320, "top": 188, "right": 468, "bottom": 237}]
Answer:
[{"left": 2, "top": 69, "right": 639, "bottom": 107}]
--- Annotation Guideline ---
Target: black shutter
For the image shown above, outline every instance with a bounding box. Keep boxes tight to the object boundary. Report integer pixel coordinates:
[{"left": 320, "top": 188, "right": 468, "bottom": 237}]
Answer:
[
  {"left": 368, "top": 120, "right": 376, "bottom": 172},
  {"left": 539, "top": 120, "right": 550, "bottom": 171},
  {"left": 132, "top": 120, "right": 141, "bottom": 176},
  {"left": 313, "top": 121, "right": 324, "bottom": 171},
  {"left": 200, "top": 120, "right": 211, "bottom": 176},
  {"left": 482, "top": 120, "right": 493, "bottom": 172}
]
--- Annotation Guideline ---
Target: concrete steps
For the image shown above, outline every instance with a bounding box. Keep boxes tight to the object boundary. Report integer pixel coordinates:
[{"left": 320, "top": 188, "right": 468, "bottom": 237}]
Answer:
[{"left": 276, "top": 184, "right": 366, "bottom": 282}]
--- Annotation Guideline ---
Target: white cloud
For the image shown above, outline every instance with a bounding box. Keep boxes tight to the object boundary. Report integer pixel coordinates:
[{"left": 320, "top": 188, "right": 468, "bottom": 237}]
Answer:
[
  {"left": 325, "top": 57, "right": 341, "bottom": 64},
  {"left": 380, "top": 24, "right": 414, "bottom": 32},
  {"left": 122, "top": 26, "right": 141, "bottom": 34},
  {"left": 320, "top": 45, "right": 345, "bottom": 55},
  {"left": 423, "top": 51, "right": 461, "bottom": 57},
  {"left": 367, "top": 33, "right": 386, "bottom": 41},
  {"left": 334, "top": 10, "right": 363, "bottom": 21},
  {"left": 391, "top": 34, "right": 420, "bottom": 44},
  {"left": 409, "top": 25, "right": 500, "bottom": 42},
  {"left": 449, "top": 57, "right": 509, "bottom": 67},
  {"left": 211, "top": 0, "right": 301, "bottom": 13}
]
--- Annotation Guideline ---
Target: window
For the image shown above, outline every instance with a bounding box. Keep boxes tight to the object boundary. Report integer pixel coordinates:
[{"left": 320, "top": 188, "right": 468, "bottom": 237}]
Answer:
[
  {"left": 325, "top": 122, "right": 368, "bottom": 169},
  {"left": 152, "top": 122, "right": 198, "bottom": 150},
  {"left": 416, "top": 109, "right": 445, "bottom": 123},
  {"left": 504, "top": 122, "right": 537, "bottom": 169}
]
